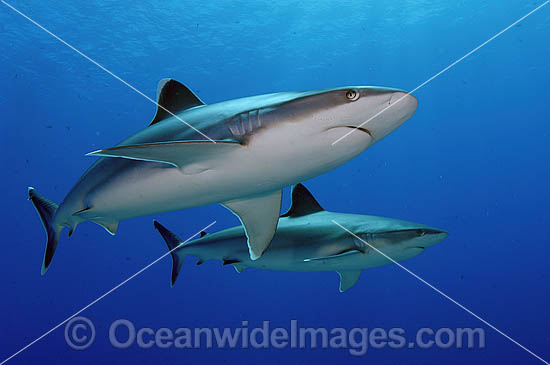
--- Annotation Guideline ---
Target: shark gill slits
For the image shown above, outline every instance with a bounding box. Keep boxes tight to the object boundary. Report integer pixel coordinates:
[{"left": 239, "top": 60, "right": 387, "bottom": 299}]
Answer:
[
  {"left": 345, "top": 89, "right": 360, "bottom": 101},
  {"left": 227, "top": 109, "right": 262, "bottom": 137},
  {"left": 254, "top": 109, "right": 261, "bottom": 127},
  {"left": 227, "top": 116, "right": 242, "bottom": 136},
  {"left": 352, "top": 233, "right": 370, "bottom": 251},
  {"left": 247, "top": 110, "right": 253, "bottom": 132}
]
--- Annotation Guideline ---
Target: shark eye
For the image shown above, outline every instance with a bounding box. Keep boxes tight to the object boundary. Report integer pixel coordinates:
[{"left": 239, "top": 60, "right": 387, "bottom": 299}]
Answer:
[
  {"left": 416, "top": 229, "right": 425, "bottom": 236},
  {"left": 345, "top": 89, "right": 360, "bottom": 101}
]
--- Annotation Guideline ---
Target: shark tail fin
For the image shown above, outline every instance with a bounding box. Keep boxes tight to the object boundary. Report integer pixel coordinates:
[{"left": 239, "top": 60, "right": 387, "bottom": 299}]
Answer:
[
  {"left": 28, "top": 187, "right": 62, "bottom": 275},
  {"left": 153, "top": 220, "right": 186, "bottom": 287}
]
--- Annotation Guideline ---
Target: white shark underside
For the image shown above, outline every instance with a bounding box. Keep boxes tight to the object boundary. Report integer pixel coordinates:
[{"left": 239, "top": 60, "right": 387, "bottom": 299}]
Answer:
[
  {"left": 28, "top": 79, "right": 418, "bottom": 273},
  {"left": 154, "top": 184, "right": 448, "bottom": 292}
]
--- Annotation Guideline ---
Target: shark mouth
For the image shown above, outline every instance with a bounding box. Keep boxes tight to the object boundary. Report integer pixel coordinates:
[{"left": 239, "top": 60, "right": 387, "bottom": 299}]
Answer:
[{"left": 344, "top": 126, "right": 372, "bottom": 137}]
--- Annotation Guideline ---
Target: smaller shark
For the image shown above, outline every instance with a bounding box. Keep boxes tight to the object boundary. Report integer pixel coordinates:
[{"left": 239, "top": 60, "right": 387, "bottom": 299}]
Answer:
[{"left": 154, "top": 184, "right": 448, "bottom": 292}]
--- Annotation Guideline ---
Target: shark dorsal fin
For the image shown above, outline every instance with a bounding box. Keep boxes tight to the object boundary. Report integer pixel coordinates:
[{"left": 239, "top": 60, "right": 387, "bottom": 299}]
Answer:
[
  {"left": 280, "top": 183, "right": 324, "bottom": 218},
  {"left": 149, "top": 79, "right": 205, "bottom": 126}
]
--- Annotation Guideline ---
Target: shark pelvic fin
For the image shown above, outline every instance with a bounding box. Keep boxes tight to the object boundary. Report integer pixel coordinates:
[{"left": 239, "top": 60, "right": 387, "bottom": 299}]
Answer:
[
  {"left": 96, "top": 220, "right": 119, "bottom": 235},
  {"left": 222, "top": 189, "right": 282, "bottom": 260},
  {"left": 233, "top": 263, "right": 247, "bottom": 273},
  {"left": 337, "top": 270, "right": 362, "bottom": 292},
  {"left": 153, "top": 220, "right": 186, "bottom": 287},
  {"left": 28, "top": 187, "right": 62, "bottom": 275},
  {"left": 86, "top": 140, "right": 242, "bottom": 169},
  {"left": 280, "top": 183, "right": 324, "bottom": 218},
  {"left": 150, "top": 79, "right": 205, "bottom": 126}
]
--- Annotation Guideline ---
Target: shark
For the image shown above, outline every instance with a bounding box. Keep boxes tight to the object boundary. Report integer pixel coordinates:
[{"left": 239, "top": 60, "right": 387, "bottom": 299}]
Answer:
[
  {"left": 28, "top": 79, "right": 418, "bottom": 274},
  {"left": 154, "top": 184, "right": 448, "bottom": 292}
]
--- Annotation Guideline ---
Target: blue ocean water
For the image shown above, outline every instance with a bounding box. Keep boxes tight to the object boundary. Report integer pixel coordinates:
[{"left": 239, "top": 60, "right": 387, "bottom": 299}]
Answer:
[{"left": 1, "top": 0, "right": 549, "bottom": 363}]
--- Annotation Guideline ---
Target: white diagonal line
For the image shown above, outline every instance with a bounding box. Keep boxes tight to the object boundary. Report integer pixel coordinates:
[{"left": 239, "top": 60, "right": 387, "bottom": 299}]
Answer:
[
  {"left": 0, "top": 220, "right": 216, "bottom": 365},
  {"left": 332, "top": 1, "right": 549, "bottom": 146},
  {"left": 332, "top": 220, "right": 549, "bottom": 365},
  {"left": 1, "top": 0, "right": 216, "bottom": 143}
]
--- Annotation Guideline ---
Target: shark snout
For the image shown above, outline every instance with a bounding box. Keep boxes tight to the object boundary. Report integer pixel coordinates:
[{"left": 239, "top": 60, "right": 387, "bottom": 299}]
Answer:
[
  {"left": 389, "top": 91, "right": 418, "bottom": 113},
  {"left": 362, "top": 89, "right": 418, "bottom": 143},
  {"left": 418, "top": 228, "right": 448, "bottom": 248}
]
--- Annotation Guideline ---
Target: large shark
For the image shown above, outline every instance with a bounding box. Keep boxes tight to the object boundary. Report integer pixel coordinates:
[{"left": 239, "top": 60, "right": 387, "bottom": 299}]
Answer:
[
  {"left": 154, "top": 184, "right": 448, "bottom": 292},
  {"left": 28, "top": 79, "right": 417, "bottom": 273}
]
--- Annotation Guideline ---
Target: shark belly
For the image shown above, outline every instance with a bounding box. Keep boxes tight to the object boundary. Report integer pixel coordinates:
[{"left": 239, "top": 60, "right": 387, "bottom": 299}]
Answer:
[
  {"left": 78, "top": 122, "right": 371, "bottom": 222},
  {"left": 237, "top": 232, "right": 361, "bottom": 272}
]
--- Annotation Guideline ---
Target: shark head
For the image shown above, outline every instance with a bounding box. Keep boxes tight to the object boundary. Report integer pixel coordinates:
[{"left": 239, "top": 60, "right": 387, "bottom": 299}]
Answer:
[
  {"left": 320, "top": 86, "right": 418, "bottom": 144},
  {"left": 260, "top": 86, "right": 418, "bottom": 145},
  {"left": 353, "top": 220, "right": 448, "bottom": 261}
]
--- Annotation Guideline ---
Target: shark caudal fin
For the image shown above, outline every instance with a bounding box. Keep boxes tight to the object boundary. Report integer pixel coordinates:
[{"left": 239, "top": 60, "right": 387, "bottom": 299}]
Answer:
[
  {"left": 153, "top": 220, "right": 187, "bottom": 287},
  {"left": 28, "top": 187, "right": 62, "bottom": 275}
]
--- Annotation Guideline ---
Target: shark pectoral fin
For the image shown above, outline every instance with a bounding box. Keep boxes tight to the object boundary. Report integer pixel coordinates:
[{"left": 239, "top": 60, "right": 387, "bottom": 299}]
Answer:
[
  {"left": 95, "top": 220, "right": 119, "bottom": 235},
  {"left": 233, "top": 263, "right": 247, "bottom": 273},
  {"left": 222, "top": 190, "right": 282, "bottom": 260},
  {"left": 337, "top": 270, "right": 362, "bottom": 293},
  {"left": 304, "top": 249, "right": 361, "bottom": 262},
  {"left": 86, "top": 140, "right": 242, "bottom": 169}
]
